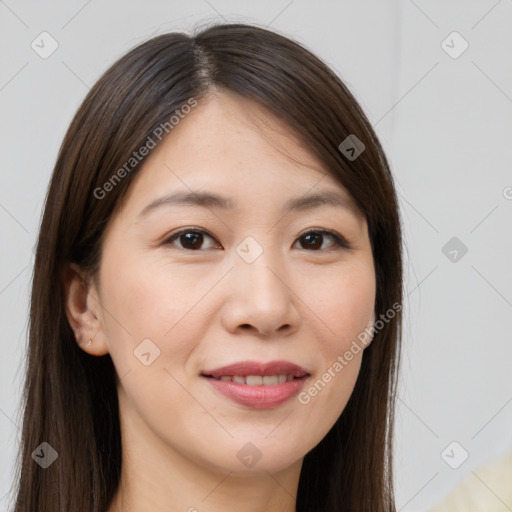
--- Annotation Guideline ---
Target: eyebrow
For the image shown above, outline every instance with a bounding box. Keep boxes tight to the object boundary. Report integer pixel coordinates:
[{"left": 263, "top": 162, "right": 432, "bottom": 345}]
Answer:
[{"left": 136, "top": 189, "right": 360, "bottom": 219}]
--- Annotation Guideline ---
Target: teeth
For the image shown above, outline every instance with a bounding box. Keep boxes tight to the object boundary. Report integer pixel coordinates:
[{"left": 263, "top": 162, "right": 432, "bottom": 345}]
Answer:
[
  {"left": 246, "top": 375, "right": 263, "bottom": 386},
  {"left": 211, "top": 374, "right": 296, "bottom": 385}
]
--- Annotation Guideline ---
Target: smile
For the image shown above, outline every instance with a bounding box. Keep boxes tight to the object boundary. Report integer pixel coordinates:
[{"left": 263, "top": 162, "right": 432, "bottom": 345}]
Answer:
[
  {"left": 201, "top": 374, "right": 310, "bottom": 409},
  {"left": 206, "top": 374, "right": 298, "bottom": 385}
]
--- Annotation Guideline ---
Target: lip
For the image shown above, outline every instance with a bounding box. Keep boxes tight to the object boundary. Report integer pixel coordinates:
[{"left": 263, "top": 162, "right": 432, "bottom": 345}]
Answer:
[
  {"left": 203, "top": 375, "right": 309, "bottom": 409},
  {"left": 201, "top": 360, "right": 310, "bottom": 409},
  {"left": 201, "top": 360, "right": 309, "bottom": 378}
]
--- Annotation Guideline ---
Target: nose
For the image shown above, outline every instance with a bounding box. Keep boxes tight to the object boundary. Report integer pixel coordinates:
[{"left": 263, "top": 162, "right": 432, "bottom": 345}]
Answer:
[{"left": 221, "top": 251, "right": 301, "bottom": 337}]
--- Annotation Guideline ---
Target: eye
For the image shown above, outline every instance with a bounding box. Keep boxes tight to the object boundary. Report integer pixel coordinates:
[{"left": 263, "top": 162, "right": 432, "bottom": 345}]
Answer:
[
  {"left": 163, "top": 228, "right": 219, "bottom": 251},
  {"left": 162, "top": 228, "right": 351, "bottom": 251},
  {"left": 293, "top": 229, "right": 351, "bottom": 251}
]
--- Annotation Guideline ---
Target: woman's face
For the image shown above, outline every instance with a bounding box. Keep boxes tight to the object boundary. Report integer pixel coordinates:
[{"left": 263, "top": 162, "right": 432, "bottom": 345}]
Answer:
[{"left": 83, "top": 91, "right": 375, "bottom": 475}]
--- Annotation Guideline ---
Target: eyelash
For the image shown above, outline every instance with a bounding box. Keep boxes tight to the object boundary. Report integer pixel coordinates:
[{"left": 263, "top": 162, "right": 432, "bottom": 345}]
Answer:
[{"left": 162, "top": 227, "right": 352, "bottom": 252}]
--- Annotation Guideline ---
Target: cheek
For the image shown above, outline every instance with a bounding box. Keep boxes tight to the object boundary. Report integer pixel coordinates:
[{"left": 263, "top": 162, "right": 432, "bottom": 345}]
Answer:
[
  {"left": 96, "top": 253, "right": 173, "bottom": 376},
  {"left": 297, "top": 359, "right": 361, "bottom": 460},
  {"left": 289, "top": 261, "right": 374, "bottom": 432},
  {"left": 100, "top": 250, "right": 189, "bottom": 338},
  {"left": 307, "top": 261, "right": 376, "bottom": 349},
  {"left": 98, "top": 250, "right": 215, "bottom": 387},
  {"left": 99, "top": 257, "right": 198, "bottom": 414}
]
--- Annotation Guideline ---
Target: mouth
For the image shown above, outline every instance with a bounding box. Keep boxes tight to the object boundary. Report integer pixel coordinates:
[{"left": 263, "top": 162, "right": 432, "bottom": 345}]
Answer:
[
  {"left": 200, "top": 360, "right": 311, "bottom": 409},
  {"left": 201, "top": 374, "right": 307, "bottom": 385},
  {"left": 200, "top": 359, "right": 309, "bottom": 379}
]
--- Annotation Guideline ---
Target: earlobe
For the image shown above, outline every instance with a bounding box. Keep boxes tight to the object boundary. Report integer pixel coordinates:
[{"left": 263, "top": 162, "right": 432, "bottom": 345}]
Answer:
[{"left": 63, "top": 263, "right": 108, "bottom": 356}]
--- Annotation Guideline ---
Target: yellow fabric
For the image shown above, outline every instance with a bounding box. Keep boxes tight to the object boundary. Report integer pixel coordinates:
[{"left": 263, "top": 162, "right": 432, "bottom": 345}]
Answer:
[{"left": 428, "top": 451, "right": 512, "bottom": 512}]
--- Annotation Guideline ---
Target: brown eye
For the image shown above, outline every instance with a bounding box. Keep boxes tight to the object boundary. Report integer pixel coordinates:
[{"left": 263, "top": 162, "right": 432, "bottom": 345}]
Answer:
[
  {"left": 164, "top": 229, "right": 219, "bottom": 251},
  {"left": 295, "top": 230, "right": 351, "bottom": 251},
  {"left": 163, "top": 228, "right": 351, "bottom": 252}
]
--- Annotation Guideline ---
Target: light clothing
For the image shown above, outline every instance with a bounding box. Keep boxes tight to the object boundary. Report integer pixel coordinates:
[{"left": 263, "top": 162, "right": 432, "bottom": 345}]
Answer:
[{"left": 428, "top": 451, "right": 512, "bottom": 512}]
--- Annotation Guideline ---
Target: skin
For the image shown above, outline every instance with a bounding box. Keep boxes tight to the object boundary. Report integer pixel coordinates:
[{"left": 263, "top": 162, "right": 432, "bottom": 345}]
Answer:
[{"left": 64, "top": 90, "right": 376, "bottom": 512}]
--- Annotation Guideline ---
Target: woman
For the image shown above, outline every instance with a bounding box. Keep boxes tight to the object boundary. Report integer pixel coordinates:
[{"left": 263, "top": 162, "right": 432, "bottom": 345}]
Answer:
[{"left": 12, "top": 23, "right": 403, "bottom": 512}]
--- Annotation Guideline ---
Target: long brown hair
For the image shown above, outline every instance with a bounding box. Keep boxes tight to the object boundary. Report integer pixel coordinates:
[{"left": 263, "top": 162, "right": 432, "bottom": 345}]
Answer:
[{"left": 11, "top": 22, "right": 403, "bottom": 512}]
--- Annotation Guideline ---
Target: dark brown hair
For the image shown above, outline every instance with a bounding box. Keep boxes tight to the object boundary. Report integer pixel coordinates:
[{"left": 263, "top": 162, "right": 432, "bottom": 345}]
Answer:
[{"left": 11, "top": 22, "right": 403, "bottom": 512}]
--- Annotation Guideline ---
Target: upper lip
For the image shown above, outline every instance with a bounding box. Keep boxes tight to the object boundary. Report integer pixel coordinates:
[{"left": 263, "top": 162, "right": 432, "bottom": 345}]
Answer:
[{"left": 201, "top": 360, "right": 309, "bottom": 378}]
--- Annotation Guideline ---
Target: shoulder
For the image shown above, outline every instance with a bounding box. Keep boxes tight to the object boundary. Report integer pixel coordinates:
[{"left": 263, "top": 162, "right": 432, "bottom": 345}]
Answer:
[{"left": 427, "top": 451, "right": 512, "bottom": 512}]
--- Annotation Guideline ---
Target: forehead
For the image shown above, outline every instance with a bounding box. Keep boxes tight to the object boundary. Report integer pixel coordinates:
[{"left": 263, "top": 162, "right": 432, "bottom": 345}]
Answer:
[{"left": 116, "top": 91, "right": 363, "bottom": 220}]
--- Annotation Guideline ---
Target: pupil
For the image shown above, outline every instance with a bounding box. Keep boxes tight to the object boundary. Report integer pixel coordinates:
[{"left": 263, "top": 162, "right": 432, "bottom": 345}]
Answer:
[
  {"left": 183, "top": 232, "right": 202, "bottom": 249},
  {"left": 303, "top": 233, "right": 321, "bottom": 249}
]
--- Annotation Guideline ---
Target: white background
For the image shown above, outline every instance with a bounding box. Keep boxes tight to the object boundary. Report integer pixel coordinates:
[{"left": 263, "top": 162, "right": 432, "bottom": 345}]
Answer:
[{"left": 1, "top": 1, "right": 511, "bottom": 511}]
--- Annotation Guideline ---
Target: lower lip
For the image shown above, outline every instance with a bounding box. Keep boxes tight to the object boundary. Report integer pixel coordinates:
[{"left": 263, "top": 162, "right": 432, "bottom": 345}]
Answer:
[{"left": 202, "top": 375, "right": 309, "bottom": 409}]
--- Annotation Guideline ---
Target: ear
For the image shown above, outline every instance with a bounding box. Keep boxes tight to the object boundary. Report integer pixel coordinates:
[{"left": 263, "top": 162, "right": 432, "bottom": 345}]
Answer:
[{"left": 63, "top": 262, "right": 109, "bottom": 356}]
